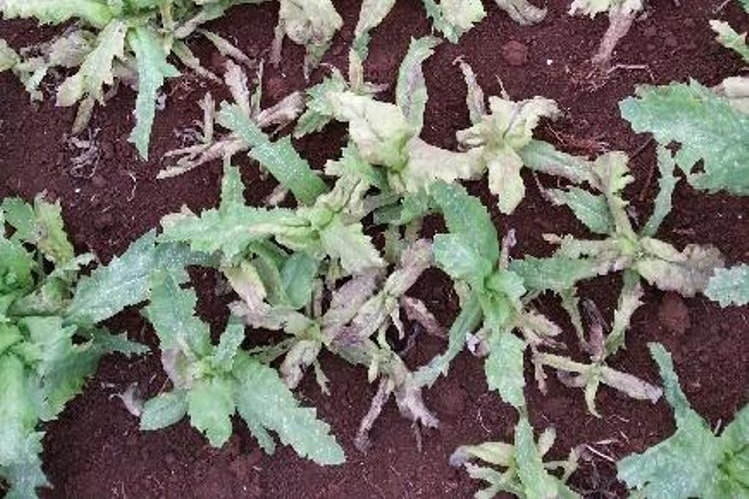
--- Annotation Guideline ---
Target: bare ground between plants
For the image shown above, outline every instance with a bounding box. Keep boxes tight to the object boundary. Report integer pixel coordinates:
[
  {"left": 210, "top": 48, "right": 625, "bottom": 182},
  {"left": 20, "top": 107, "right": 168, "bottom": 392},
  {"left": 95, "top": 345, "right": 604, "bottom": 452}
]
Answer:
[{"left": 1, "top": 0, "right": 748, "bottom": 497}]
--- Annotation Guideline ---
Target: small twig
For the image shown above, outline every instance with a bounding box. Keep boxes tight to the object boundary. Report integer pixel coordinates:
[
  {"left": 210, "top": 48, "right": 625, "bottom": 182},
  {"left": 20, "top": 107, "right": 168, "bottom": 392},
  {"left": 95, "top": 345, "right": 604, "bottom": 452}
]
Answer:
[
  {"left": 584, "top": 444, "right": 617, "bottom": 463},
  {"left": 714, "top": 0, "right": 730, "bottom": 13}
]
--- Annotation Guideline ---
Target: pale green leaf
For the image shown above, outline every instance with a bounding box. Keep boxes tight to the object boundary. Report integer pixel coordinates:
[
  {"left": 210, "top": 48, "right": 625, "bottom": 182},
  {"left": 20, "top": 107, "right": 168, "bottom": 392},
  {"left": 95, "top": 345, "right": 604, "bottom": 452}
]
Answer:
[
  {"left": 320, "top": 220, "right": 384, "bottom": 274},
  {"left": 422, "top": 0, "right": 486, "bottom": 43},
  {"left": 276, "top": 0, "right": 343, "bottom": 69},
  {"left": 413, "top": 293, "right": 482, "bottom": 387},
  {"left": 328, "top": 92, "right": 415, "bottom": 168},
  {"left": 2, "top": 196, "right": 74, "bottom": 264},
  {"left": 280, "top": 252, "right": 318, "bottom": 309},
  {"left": 160, "top": 205, "right": 303, "bottom": 262},
  {"left": 641, "top": 145, "right": 678, "bottom": 238},
  {"left": 127, "top": 26, "right": 180, "bottom": 159},
  {"left": 398, "top": 138, "right": 482, "bottom": 193},
  {"left": 710, "top": 20, "right": 749, "bottom": 63},
  {"left": 706, "top": 264, "right": 749, "bottom": 307},
  {"left": 520, "top": 139, "right": 597, "bottom": 187},
  {"left": 636, "top": 241, "right": 724, "bottom": 297},
  {"left": 0, "top": 0, "right": 114, "bottom": 28},
  {"left": 233, "top": 354, "right": 345, "bottom": 465},
  {"left": 217, "top": 103, "right": 328, "bottom": 205},
  {"left": 620, "top": 81, "right": 749, "bottom": 195},
  {"left": 569, "top": 0, "right": 643, "bottom": 17},
  {"left": 56, "top": 20, "right": 127, "bottom": 106},
  {"left": 0, "top": 39, "right": 19, "bottom": 72},
  {"left": 494, "top": 0, "right": 547, "bottom": 25},
  {"left": 294, "top": 72, "right": 347, "bottom": 137},
  {"left": 396, "top": 36, "right": 440, "bottom": 130},
  {"left": 550, "top": 187, "right": 613, "bottom": 235},
  {"left": 515, "top": 418, "right": 575, "bottom": 498},
  {"left": 487, "top": 150, "right": 526, "bottom": 215},
  {"left": 212, "top": 320, "right": 246, "bottom": 371},
  {"left": 353, "top": 0, "right": 397, "bottom": 58}
]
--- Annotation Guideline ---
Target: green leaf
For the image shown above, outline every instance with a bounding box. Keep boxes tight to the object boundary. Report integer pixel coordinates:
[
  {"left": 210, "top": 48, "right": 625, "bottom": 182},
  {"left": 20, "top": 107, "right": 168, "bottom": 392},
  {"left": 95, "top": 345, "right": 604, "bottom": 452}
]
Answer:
[
  {"left": 510, "top": 256, "right": 602, "bottom": 293},
  {"left": 144, "top": 271, "right": 211, "bottom": 358},
  {"left": 20, "top": 316, "right": 100, "bottom": 417},
  {"left": 515, "top": 418, "right": 575, "bottom": 498},
  {"left": 294, "top": 72, "right": 347, "bottom": 137},
  {"left": 2, "top": 196, "right": 74, "bottom": 264},
  {"left": 217, "top": 103, "right": 328, "bottom": 205},
  {"left": 520, "top": 139, "right": 597, "bottom": 186},
  {"left": 550, "top": 187, "right": 613, "bottom": 235},
  {"left": 233, "top": 354, "right": 345, "bottom": 465},
  {"left": 433, "top": 234, "right": 493, "bottom": 282},
  {"left": 187, "top": 377, "right": 236, "bottom": 447},
  {"left": 617, "top": 343, "right": 748, "bottom": 499},
  {"left": 620, "top": 80, "right": 749, "bottom": 195},
  {"left": 395, "top": 36, "right": 440, "bottom": 130},
  {"left": 212, "top": 320, "right": 246, "bottom": 371},
  {"left": 710, "top": 20, "right": 749, "bottom": 63},
  {"left": 641, "top": 145, "right": 679, "bottom": 238},
  {"left": 161, "top": 204, "right": 303, "bottom": 263},
  {"left": 140, "top": 391, "right": 188, "bottom": 431},
  {"left": 280, "top": 252, "right": 318, "bottom": 309},
  {"left": 67, "top": 232, "right": 201, "bottom": 326},
  {"left": 485, "top": 333, "right": 526, "bottom": 409},
  {"left": 413, "top": 293, "right": 482, "bottom": 387},
  {"left": 66, "top": 231, "right": 157, "bottom": 326},
  {"left": 127, "top": 26, "right": 180, "bottom": 159},
  {"left": 56, "top": 20, "right": 127, "bottom": 106},
  {"left": 706, "top": 264, "right": 749, "bottom": 307},
  {"left": 431, "top": 182, "right": 499, "bottom": 264}
]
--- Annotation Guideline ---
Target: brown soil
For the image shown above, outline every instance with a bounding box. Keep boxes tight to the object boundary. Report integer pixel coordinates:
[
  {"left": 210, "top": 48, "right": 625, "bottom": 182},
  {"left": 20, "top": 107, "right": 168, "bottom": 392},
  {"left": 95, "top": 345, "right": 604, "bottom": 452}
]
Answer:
[{"left": 1, "top": 1, "right": 748, "bottom": 498}]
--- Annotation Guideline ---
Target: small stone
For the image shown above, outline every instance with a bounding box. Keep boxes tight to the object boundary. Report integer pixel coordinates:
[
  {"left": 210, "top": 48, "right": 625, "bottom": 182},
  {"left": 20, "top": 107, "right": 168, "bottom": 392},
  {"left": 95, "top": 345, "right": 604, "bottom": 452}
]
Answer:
[
  {"left": 658, "top": 293, "right": 691, "bottom": 335},
  {"left": 501, "top": 40, "right": 529, "bottom": 67},
  {"left": 664, "top": 33, "right": 679, "bottom": 48},
  {"left": 643, "top": 27, "right": 658, "bottom": 39}
]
